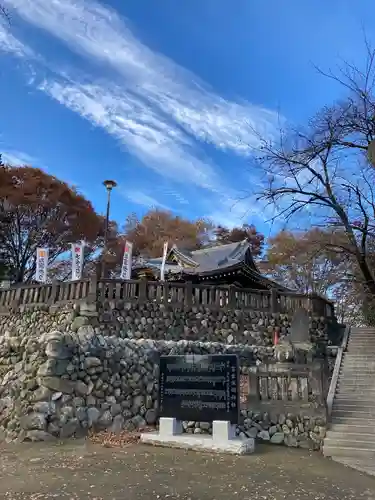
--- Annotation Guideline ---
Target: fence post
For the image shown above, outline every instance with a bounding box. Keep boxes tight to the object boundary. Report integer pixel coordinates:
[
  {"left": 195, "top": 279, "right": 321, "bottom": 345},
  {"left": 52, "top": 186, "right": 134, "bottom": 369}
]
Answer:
[
  {"left": 185, "top": 281, "right": 193, "bottom": 307},
  {"left": 270, "top": 288, "right": 279, "bottom": 313},
  {"left": 163, "top": 282, "right": 169, "bottom": 306},
  {"left": 309, "top": 362, "right": 324, "bottom": 405},
  {"left": 138, "top": 280, "right": 147, "bottom": 304},
  {"left": 228, "top": 286, "right": 237, "bottom": 308},
  {"left": 11, "top": 286, "right": 22, "bottom": 311},
  {"left": 88, "top": 275, "right": 98, "bottom": 302},
  {"left": 247, "top": 371, "right": 260, "bottom": 401},
  {"left": 49, "top": 280, "right": 58, "bottom": 304}
]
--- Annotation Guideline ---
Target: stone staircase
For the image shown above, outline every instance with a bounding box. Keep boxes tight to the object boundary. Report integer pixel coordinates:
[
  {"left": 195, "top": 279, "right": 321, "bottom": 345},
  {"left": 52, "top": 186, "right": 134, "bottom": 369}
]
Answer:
[{"left": 323, "top": 327, "right": 375, "bottom": 475}]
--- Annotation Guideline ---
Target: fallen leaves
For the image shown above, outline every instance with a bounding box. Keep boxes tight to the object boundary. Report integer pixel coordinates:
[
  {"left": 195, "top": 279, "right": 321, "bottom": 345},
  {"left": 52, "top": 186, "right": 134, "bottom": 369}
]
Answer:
[{"left": 88, "top": 427, "right": 155, "bottom": 448}]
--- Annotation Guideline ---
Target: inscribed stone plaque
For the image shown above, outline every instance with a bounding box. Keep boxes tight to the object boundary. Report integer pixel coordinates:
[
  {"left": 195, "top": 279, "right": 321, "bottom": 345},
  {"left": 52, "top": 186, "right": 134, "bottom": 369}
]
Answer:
[
  {"left": 290, "top": 308, "right": 311, "bottom": 350},
  {"left": 158, "top": 354, "right": 240, "bottom": 424}
]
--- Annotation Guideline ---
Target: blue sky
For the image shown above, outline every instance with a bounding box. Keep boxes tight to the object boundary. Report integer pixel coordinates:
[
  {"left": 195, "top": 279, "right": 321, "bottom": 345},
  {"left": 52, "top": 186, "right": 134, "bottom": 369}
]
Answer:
[{"left": 1, "top": 0, "right": 375, "bottom": 238}]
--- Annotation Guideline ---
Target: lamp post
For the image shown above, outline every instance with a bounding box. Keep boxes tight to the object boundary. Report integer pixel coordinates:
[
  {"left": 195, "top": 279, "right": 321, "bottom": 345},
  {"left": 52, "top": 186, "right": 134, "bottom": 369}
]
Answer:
[{"left": 101, "top": 179, "right": 117, "bottom": 278}]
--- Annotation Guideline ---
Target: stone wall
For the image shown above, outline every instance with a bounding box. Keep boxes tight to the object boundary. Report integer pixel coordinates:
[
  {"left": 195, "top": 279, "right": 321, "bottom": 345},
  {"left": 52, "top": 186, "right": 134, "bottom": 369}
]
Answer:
[
  {"left": 0, "top": 304, "right": 327, "bottom": 450},
  {"left": 97, "top": 300, "right": 332, "bottom": 346}
]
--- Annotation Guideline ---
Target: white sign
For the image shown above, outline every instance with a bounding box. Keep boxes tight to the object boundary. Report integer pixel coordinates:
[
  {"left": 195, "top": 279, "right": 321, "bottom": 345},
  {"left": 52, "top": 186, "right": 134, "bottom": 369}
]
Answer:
[
  {"left": 121, "top": 241, "right": 133, "bottom": 280},
  {"left": 71, "top": 242, "right": 84, "bottom": 281},
  {"left": 160, "top": 241, "right": 168, "bottom": 281},
  {"left": 35, "top": 247, "right": 49, "bottom": 283}
]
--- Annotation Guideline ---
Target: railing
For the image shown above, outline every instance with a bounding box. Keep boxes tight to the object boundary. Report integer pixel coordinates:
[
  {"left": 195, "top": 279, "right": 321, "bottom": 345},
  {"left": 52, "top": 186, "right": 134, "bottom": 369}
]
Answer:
[
  {"left": 326, "top": 325, "right": 350, "bottom": 417},
  {"left": 243, "top": 361, "right": 328, "bottom": 405},
  {"left": 0, "top": 277, "right": 335, "bottom": 317}
]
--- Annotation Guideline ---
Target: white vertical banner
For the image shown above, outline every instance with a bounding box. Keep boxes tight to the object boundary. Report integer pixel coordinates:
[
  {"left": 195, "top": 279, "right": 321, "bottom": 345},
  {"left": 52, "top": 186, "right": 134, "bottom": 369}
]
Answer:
[
  {"left": 35, "top": 247, "right": 49, "bottom": 283},
  {"left": 71, "top": 242, "right": 85, "bottom": 281},
  {"left": 120, "top": 241, "right": 133, "bottom": 280},
  {"left": 160, "top": 241, "right": 169, "bottom": 281}
]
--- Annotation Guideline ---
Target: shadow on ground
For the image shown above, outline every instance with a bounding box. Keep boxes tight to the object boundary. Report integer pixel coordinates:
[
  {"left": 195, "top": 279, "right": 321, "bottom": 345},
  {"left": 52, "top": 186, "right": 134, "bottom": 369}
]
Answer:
[{"left": 0, "top": 440, "right": 375, "bottom": 499}]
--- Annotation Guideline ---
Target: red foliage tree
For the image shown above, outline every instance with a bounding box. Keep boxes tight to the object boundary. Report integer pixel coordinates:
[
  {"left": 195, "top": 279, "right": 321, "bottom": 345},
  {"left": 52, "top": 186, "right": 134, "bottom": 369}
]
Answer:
[{"left": 0, "top": 164, "right": 105, "bottom": 282}]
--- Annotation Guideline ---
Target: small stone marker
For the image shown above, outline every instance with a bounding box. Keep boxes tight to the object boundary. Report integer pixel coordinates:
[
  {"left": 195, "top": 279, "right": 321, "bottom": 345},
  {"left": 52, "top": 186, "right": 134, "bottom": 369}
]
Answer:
[
  {"left": 289, "top": 308, "right": 312, "bottom": 350},
  {"left": 141, "top": 354, "right": 255, "bottom": 455}
]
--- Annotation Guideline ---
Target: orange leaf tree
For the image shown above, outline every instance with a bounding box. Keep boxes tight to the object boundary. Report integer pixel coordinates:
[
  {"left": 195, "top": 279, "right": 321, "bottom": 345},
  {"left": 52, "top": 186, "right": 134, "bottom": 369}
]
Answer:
[
  {"left": 122, "top": 209, "right": 214, "bottom": 258},
  {"left": 261, "top": 228, "right": 349, "bottom": 295},
  {"left": 0, "top": 163, "right": 105, "bottom": 282},
  {"left": 213, "top": 224, "right": 264, "bottom": 257}
]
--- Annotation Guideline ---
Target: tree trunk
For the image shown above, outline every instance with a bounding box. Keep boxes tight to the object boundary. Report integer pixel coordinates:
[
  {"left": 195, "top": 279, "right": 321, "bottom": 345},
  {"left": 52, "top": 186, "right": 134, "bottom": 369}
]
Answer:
[{"left": 357, "top": 256, "right": 375, "bottom": 296}]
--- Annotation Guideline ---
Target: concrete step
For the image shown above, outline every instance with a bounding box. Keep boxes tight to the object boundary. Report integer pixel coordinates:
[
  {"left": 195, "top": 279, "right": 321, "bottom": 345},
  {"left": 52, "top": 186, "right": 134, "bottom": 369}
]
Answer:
[
  {"left": 335, "top": 388, "right": 375, "bottom": 393},
  {"left": 331, "top": 457, "right": 375, "bottom": 476},
  {"left": 347, "top": 342, "right": 375, "bottom": 346},
  {"left": 337, "top": 381, "right": 375, "bottom": 386},
  {"left": 340, "top": 365, "right": 375, "bottom": 370},
  {"left": 343, "top": 362, "right": 375, "bottom": 366},
  {"left": 331, "top": 416, "right": 375, "bottom": 425},
  {"left": 332, "top": 399, "right": 375, "bottom": 410},
  {"left": 323, "top": 445, "right": 375, "bottom": 459},
  {"left": 337, "top": 388, "right": 375, "bottom": 393},
  {"left": 331, "top": 409, "right": 375, "bottom": 418},
  {"left": 324, "top": 437, "right": 375, "bottom": 449},
  {"left": 347, "top": 345, "right": 375, "bottom": 349},
  {"left": 329, "top": 423, "right": 375, "bottom": 433},
  {"left": 340, "top": 362, "right": 375, "bottom": 366},
  {"left": 337, "top": 380, "right": 375, "bottom": 388},
  {"left": 343, "top": 366, "right": 375, "bottom": 369},
  {"left": 341, "top": 357, "right": 375, "bottom": 361},
  {"left": 334, "top": 395, "right": 375, "bottom": 401},
  {"left": 325, "top": 431, "right": 375, "bottom": 441},
  {"left": 332, "top": 402, "right": 375, "bottom": 410}
]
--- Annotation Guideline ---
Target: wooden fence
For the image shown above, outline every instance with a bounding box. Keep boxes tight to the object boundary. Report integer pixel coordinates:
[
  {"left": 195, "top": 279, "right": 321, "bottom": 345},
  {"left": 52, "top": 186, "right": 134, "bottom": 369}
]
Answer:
[
  {"left": 240, "top": 361, "right": 328, "bottom": 406},
  {"left": 0, "top": 277, "right": 334, "bottom": 317}
]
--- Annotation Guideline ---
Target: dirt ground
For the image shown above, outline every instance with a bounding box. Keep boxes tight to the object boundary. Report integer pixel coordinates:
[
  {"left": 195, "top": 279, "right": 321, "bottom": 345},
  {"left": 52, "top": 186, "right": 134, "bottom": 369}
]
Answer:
[{"left": 0, "top": 440, "right": 375, "bottom": 500}]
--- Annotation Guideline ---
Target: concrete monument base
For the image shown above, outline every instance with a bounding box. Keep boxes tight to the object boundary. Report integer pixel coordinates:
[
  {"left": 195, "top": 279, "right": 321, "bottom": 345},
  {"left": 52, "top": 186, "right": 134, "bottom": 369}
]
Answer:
[{"left": 141, "top": 418, "right": 255, "bottom": 455}]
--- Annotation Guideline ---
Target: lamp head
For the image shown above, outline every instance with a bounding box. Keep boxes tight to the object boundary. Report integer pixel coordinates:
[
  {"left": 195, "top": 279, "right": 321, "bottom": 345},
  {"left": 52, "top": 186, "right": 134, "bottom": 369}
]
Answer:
[{"left": 103, "top": 179, "right": 117, "bottom": 191}]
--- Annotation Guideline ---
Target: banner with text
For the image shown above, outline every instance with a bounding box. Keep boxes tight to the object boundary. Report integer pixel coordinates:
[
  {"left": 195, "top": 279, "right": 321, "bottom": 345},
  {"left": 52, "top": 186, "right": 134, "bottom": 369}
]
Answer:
[
  {"left": 160, "top": 241, "right": 169, "bottom": 281},
  {"left": 35, "top": 247, "right": 49, "bottom": 283},
  {"left": 120, "top": 241, "right": 133, "bottom": 280},
  {"left": 71, "top": 242, "right": 85, "bottom": 281}
]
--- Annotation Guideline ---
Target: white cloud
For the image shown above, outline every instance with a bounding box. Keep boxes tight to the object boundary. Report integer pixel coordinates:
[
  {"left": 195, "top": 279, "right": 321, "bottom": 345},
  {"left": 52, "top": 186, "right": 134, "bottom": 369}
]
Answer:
[
  {"left": 0, "top": 19, "right": 32, "bottom": 57},
  {"left": 38, "top": 77, "right": 219, "bottom": 189},
  {"left": 4, "top": 0, "right": 281, "bottom": 157},
  {"left": 2, "top": 150, "right": 36, "bottom": 165},
  {"left": 3, "top": 0, "right": 283, "bottom": 221},
  {"left": 122, "top": 190, "right": 170, "bottom": 211}
]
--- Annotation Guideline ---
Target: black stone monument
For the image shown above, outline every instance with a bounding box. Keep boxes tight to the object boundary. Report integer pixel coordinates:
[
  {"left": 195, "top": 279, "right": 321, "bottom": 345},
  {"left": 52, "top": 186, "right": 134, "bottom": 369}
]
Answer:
[{"left": 158, "top": 354, "right": 240, "bottom": 424}]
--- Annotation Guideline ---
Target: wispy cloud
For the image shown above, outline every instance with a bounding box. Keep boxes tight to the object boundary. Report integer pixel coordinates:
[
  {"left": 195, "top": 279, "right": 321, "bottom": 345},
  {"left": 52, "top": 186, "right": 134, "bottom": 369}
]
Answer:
[
  {"left": 2, "top": 149, "right": 37, "bottom": 165},
  {"left": 0, "top": 19, "right": 31, "bottom": 57},
  {"left": 122, "top": 189, "right": 170, "bottom": 211},
  {"left": 4, "top": 0, "right": 281, "bottom": 168},
  {"left": 4, "top": 0, "right": 279, "bottom": 151},
  {"left": 3, "top": 0, "right": 283, "bottom": 224},
  {"left": 38, "top": 77, "right": 219, "bottom": 189}
]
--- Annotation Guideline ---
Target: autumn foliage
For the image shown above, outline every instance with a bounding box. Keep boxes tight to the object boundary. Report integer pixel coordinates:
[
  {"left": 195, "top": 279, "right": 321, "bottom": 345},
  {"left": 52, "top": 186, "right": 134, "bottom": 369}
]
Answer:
[
  {"left": 0, "top": 164, "right": 105, "bottom": 282},
  {"left": 214, "top": 224, "right": 264, "bottom": 257},
  {"left": 121, "top": 210, "right": 214, "bottom": 258}
]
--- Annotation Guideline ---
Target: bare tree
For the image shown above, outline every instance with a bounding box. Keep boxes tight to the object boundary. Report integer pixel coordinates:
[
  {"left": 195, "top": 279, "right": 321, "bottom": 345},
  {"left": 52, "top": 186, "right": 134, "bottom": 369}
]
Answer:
[
  {"left": 256, "top": 46, "right": 375, "bottom": 298},
  {"left": 0, "top": 5, "right": 10, "bottom": 23}
]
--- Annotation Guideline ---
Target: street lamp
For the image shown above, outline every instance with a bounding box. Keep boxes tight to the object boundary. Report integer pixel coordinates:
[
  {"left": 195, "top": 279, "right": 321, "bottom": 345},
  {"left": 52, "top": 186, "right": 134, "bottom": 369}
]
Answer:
[{"left": 101, "top": 179, "right": 117, "bottom": 278}]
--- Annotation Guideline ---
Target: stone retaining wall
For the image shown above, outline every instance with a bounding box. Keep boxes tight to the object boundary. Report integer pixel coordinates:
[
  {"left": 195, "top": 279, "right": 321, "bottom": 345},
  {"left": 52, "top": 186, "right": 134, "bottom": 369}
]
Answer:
[
  {"left": 97, "top": 300, "right": 332, "bottom": 346},
  {"left": 0, "top": 305, "right": 327, "bottom": 450}
]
